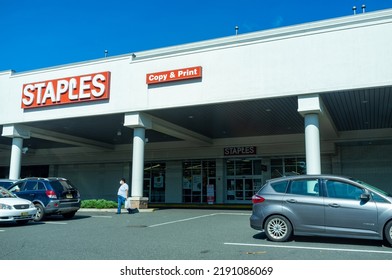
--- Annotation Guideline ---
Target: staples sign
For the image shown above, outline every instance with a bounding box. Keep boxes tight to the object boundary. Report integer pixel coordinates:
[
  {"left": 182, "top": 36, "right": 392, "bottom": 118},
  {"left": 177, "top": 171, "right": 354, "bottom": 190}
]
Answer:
[
  {"left": 21, "top": 72, "right": 111, "bottom": 109},
  {"left": 146, "top": 66, "right": 202, "bottom": 85}
]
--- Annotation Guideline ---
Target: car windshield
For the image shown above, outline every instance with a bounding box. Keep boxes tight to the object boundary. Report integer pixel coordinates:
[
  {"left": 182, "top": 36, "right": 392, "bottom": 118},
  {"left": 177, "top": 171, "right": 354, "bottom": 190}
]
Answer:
[
  {"left": 0, "top": 187, "right": 15, "bottom": 198},
  {"left": 0, "top": 181, "right": 14, "bottom": 188},
  {"left": 354, "top": 179, "right": 392, "bottom": 197}
]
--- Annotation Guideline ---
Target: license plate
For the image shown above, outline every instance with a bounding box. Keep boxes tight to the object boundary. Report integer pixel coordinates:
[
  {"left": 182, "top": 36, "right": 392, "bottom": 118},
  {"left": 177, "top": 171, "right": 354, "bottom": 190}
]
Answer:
[
  {"left": 66, "top": 194, "right": 73, "bottom": 199},
  {"left": 21, "top": 212, "right": 28, "bottom": 216}
]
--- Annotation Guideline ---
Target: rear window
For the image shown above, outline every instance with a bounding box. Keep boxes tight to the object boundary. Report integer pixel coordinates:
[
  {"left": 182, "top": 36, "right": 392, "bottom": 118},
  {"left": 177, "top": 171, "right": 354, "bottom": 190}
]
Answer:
[
  {"left": 270, "top": 181, "right": 289, "bottom": 193},
  {"left": 50, "top": 180, "right": 76, "bottom": 193}
]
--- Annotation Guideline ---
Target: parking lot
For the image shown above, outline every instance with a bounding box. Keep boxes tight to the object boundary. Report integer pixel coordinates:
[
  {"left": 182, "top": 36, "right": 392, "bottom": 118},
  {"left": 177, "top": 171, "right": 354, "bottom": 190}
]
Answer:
[{"left": 1, "top": 208, "right": 392, "bottom": 260}]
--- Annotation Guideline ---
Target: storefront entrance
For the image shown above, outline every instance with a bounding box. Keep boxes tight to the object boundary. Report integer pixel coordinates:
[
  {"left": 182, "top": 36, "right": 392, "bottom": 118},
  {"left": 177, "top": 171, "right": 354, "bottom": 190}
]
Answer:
[
  {"left": 225, "top": 159, "right": 264, "bottom": 203},
  {"left": 143, "top": 162, "right": 165, "bottom": 202}
]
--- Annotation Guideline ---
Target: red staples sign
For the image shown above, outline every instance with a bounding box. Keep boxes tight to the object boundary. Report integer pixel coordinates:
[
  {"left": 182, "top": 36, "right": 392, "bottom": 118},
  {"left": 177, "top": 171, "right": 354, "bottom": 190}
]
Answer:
[
  {"left": 21, "top": 71, "right": 111, "bottom": 109},
  {"left": 146, "top": 66, "right": 202, "bottom": 85}
]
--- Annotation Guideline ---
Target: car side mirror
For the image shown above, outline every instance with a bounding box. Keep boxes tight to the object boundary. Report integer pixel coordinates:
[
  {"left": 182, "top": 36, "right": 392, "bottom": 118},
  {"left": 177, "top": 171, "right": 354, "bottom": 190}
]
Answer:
[{"left": 360, "top": 193, "right": 370, "bottom": 201}]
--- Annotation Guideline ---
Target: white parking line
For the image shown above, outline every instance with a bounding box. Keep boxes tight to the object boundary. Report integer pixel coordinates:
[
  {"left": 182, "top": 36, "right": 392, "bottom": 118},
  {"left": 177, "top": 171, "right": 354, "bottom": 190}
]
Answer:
[
  {"left": 148, "top": 212, "right": 250, "bottom": 228},
  {"left": 149, "top": 213, "right": 217, "bottom": 227},
  {"left": 0, "top": 229, "right": 5, "bottom": 232},
  {"left": 224, "top": 242, "right": 392, "bottom": 255},
  {"left": 91, "top": 216, "right": 112, "bottom": 218},
  {"left": 44, "top": 221, "right": 68, "bottom": 225}
]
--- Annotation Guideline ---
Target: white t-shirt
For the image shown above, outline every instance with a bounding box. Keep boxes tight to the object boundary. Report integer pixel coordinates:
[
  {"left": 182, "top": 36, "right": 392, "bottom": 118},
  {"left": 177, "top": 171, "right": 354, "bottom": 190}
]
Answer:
[{"left": 117, "top": 183, "right": 129, "bottom": 198}]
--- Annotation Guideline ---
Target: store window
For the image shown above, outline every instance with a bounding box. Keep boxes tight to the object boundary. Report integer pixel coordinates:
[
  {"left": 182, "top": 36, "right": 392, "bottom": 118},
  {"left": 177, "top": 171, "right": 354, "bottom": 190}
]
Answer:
[
  {"left": 182, "top": 160, "right": 216, "bottom": 203},
  {"left": 225, "top": 159, "right": 265, "bottom": 202},
  {"left": 143, "top": 162, "right": 166, "bottom": 202},
  {"left": 271, "top": 157, "right": 306, "bottom": 178}
]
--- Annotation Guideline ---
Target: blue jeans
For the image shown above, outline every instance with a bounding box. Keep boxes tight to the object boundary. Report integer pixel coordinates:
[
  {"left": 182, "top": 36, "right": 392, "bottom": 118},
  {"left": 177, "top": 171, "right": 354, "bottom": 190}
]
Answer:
[{"left": 117, "top": 195, "right": 126, "bottom": 214}]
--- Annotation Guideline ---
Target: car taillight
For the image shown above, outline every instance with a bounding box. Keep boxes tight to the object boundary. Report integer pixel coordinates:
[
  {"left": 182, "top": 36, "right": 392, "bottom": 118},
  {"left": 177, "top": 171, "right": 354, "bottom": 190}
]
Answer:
[
  {"left": 252, "top": 194, "right": 265, "bottom": 204},
  {"left": 46, "top": 190, "right": 57, "bottom": 199}
]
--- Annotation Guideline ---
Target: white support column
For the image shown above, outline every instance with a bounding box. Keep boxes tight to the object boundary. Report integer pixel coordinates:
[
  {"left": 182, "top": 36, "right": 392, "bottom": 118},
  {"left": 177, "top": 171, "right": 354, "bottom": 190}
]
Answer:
[
  {"left": 304, "top": 114, "right": 321, "bottom": 175},
  {"left": 298, "top": 94, "right": 323, "bottom": 175},
  {"left": 131, "top": 127, "right": 145, "bottom": 198},
  {"left": 9, "top": 137, "right": 23, "bottom": 180},
  {"left": 1, "top": 124, "right": 31, "bottom": 180},
  {"left": 124, "top": 112, "right": 152, "bottom": 209}
]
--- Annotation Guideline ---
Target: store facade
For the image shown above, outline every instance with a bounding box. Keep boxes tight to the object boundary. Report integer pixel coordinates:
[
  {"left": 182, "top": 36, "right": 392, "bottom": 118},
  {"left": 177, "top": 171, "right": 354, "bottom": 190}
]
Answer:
[{"left": 1, "top": 10, "right": 392, "bottom": 206}]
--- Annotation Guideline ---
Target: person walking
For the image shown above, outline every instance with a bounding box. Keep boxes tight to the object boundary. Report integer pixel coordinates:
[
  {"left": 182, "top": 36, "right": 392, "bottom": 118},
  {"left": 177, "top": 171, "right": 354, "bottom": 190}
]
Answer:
[{"left": 117, "top": 178, "right": 129, "bottom": 214}]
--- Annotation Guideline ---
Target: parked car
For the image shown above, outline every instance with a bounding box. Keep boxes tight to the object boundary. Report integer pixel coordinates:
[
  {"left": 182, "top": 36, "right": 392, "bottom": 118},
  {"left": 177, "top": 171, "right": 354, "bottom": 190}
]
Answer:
[
  {"left": 0, "top": 179, "right": 18, "bottom": 189},
  {"left": 9, "top": 177, "right": 81, "bottom": 222},
  {"left": 250, "top": 174, "right": 392, "bottom": 246},
  {"left": 0, "top": 186, "right": 37, "bottom": 225}
]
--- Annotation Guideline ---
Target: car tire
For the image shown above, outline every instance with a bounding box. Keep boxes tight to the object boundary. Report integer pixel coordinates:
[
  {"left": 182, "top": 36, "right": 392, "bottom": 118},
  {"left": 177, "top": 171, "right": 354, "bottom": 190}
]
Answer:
[
  {"left": 34, "top": 203, "right": 45, "bottom": 222},
  {"left": 264, "top": 215, "right": 292, "bottom": 242},
  {"left": 384, "top": 220, "right": 392, "bottom": 247},
  {"left": 62, "top": 211, "right": 76, "bottom": 219}
]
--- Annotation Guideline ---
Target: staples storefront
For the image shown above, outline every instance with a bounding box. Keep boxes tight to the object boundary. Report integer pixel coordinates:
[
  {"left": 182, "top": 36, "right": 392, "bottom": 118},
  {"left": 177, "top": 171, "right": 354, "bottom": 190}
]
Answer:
[{"left": 1, "top": 10, "right": 392, "bottom": 207}]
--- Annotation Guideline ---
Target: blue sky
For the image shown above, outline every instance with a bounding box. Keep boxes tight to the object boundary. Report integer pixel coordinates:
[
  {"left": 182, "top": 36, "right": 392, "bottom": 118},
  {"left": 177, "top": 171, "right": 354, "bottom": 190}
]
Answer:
[{"left": 1, "top": 0, "right": 392, "bottom": 72}]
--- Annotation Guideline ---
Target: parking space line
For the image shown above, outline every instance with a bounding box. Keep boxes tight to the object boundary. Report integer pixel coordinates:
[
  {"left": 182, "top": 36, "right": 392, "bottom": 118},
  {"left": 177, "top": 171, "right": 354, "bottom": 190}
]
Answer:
[
  {"left": 224, "top": 242, "right": 392, "bottom": 255},
  {"left": 0, "top": 229, "right": 5, "bottom": 232},
  {"left": 148, "top": 212, "right": 250, "bottom": 228},
  {"left": 149, "top": 213, "right": 217, "bottom": 227},
  {"left": 91, "top": 216, "right": 112, "bottom": 218},
  {"left": 44, "top": 221, "right": 68, "bottom": 225}
]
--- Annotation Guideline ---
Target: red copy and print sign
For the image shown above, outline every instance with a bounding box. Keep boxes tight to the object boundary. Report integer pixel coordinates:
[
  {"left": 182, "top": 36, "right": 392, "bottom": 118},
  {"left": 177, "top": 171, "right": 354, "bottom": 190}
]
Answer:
[{"left": 146, "top": 66, "right": 202, "bottom": 85}]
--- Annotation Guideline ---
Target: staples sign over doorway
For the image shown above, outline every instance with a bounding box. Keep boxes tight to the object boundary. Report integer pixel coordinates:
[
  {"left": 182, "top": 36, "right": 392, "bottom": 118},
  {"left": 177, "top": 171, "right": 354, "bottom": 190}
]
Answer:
[{"left": 21, "top": 72, "right": 111, "bottom": 109}]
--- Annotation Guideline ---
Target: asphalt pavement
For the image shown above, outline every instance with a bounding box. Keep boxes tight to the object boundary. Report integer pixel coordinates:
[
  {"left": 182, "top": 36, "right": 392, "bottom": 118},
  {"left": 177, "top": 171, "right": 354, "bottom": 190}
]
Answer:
[{"left": 1, "top": 208, "right": 392, "bottom": 260}]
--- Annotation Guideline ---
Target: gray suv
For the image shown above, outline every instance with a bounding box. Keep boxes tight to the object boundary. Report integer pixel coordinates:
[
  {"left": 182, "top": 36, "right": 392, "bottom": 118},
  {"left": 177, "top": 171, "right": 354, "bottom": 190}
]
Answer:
[
  {"left": 250, "top": 174, "right": 392, "bottom": 246},
  {"left": 9, "top": 177, "right": 81, "bottom": 222}
]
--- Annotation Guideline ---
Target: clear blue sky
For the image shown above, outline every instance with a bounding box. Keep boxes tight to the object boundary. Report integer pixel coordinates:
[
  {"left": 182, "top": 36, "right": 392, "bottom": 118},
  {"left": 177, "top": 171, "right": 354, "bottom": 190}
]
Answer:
[{"left": 1, "top": 0, "right": 392, "bottom": 72}]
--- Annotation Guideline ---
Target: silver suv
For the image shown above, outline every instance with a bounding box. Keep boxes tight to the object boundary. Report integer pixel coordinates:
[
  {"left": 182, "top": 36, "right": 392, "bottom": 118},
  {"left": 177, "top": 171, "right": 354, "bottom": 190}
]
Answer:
[{"left": 250, "top": 174, "right": 392, "bottom": 246}]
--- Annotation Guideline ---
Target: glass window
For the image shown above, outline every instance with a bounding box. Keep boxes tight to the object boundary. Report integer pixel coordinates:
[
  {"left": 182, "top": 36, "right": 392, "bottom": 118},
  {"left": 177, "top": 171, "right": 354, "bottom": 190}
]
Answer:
[
  {"left": 287, "top": 179, "right": 319, "bottom": 196},
  {"left": 182, "top": 160, "right": 216, "bottom": 203},
  {"left": 24, "top": 181, "right": 38, "bottom": 191},
  {"left": 270, "top": 181, "right": 288, "bottom": 193},
  {"left": 271, "top": 157, "right": 306, "bottom": 178},
  {"left": 144, "top": 162, "right": 166, "bottom": 203},
  {"left": 371, "top": 192, "right": 389, "bottom": 203},
  {"left": 326, "top": 180, "right": 363, "bottom": 200}
]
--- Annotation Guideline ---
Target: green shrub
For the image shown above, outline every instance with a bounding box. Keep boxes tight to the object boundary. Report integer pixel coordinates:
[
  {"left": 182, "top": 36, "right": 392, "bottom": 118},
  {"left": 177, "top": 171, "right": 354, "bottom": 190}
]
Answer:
[{"left": 81, "top": 199, "right": 118, "bottom": 209}]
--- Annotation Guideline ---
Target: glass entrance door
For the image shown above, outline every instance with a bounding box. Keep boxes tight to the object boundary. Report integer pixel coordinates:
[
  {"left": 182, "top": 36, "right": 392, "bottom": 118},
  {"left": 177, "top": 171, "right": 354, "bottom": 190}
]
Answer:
[
  {"left": 225, "top": 158, "right": 265, "bottom": 203},
  {"left": 227, "top": 178, "right": 261, "bottom": 201}
]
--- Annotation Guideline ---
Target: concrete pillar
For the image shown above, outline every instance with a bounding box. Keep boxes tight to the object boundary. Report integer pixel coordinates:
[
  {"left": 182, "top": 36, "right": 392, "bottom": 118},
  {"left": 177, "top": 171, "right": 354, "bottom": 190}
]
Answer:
[
  {"left": 297, "top": 94, "right": 324, "bottom": 175},
  {"left": 131, "top": 127, "right": 145, "bottom": 197},
  {"left": 9, "top": 137, "right": 23, "bottom": 179},
  {"left": 124, "top": 112, "right": 152, "bottom": 209},
  {"left": 304, "top": 113, "right": 321, "bottom": 174},
  {"left": 1, "top": 124, "right": 30, "bottom": 180}
]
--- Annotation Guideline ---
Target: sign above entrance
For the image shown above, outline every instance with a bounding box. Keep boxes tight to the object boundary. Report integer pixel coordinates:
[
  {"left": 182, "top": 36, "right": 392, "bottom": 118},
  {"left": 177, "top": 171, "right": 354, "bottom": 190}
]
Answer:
[
  {"left": 146, "top": 66, "right": 202, "bottom": 85},
  {"left": 224, "top": 146, "right": 257, "bottom": 156},
  {"left": 21, "top": 71, "right": 111, "bottom": 109}
]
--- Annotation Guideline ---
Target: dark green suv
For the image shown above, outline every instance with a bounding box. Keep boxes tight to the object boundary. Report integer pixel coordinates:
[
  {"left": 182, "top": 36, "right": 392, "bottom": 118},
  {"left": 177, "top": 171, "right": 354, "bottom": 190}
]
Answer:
[{"left": 9, "top": 177, "right": 81, "bottom": 222}]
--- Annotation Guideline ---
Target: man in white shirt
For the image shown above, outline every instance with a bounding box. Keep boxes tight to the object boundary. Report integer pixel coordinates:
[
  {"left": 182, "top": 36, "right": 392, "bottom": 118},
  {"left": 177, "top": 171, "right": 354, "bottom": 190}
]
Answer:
[{"left": 117, "top": 178, "right": 129, "bottom": 214}]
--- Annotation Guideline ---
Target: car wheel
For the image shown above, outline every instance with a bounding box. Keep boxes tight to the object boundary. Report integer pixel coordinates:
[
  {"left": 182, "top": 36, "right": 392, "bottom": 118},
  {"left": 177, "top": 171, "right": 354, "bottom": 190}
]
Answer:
[
  {"left": 34, "top": 204, "right": 45, "bottom": 222},
  {"left": 384, "top": 220, "right": 392, "bottom": 247},
  {"left": 264, "top": 215, "right": 292, "bottom": 242},
  {"left": 62, "top": 211, "right": 76, "bottom": 219}
]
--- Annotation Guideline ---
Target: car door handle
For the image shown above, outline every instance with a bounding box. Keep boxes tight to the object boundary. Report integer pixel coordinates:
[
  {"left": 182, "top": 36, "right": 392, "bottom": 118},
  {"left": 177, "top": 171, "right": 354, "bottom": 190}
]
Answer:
[
  {"left": 286, "top": 199, "right": 297, "bottom": 203},
  {"left": 328, "top": 203, "right": 340, "bottom": 208}
]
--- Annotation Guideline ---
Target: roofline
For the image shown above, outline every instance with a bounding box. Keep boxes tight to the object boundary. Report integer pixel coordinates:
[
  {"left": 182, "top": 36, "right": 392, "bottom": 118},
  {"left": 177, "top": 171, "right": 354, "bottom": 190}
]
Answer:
[
  {"left": 133, "top": 8, "right": 392, "bottom": 62},
  {"left": 6, "top": 8, "right": 392, "bottom": 75}
]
